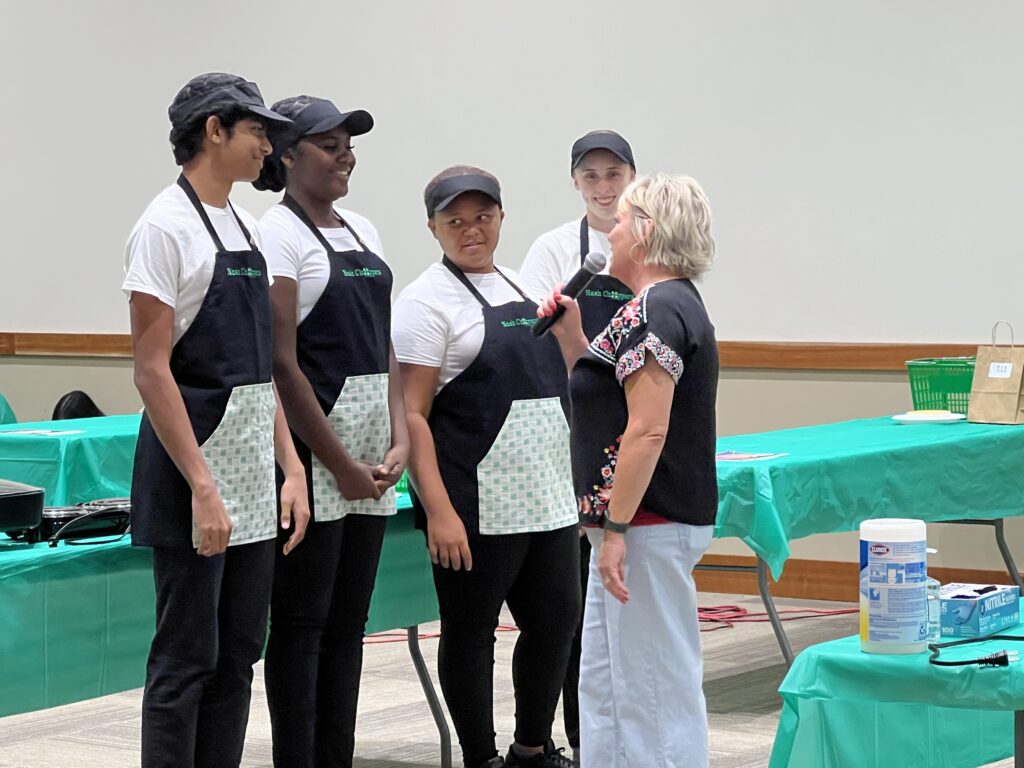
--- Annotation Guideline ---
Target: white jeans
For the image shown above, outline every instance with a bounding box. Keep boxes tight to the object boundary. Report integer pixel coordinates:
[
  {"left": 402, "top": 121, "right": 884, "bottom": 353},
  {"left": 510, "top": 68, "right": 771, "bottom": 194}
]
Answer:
[{"left": 580, "top": 524, "right": 713, "bottom": 768}]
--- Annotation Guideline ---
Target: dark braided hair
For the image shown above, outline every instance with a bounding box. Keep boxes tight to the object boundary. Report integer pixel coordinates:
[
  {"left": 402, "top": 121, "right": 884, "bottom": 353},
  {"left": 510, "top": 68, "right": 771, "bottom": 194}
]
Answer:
[{"left": 252, "top": 96, "right": 318, "bottom": 192}]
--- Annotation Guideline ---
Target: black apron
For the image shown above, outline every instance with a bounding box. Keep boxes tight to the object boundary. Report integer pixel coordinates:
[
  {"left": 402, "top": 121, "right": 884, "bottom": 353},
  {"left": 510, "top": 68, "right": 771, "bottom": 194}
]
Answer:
[
  {"left": 279, "top": 195, "right": 395, "bottom": 521},
  {"left": 577, "top": 217, "right": 633, "bottom": 340},
  {"left": 411, "top": 257, "right": 577, "bottom": 536},
  {"left": 131, "top": 175, "right": 276, "bottom": 547}
]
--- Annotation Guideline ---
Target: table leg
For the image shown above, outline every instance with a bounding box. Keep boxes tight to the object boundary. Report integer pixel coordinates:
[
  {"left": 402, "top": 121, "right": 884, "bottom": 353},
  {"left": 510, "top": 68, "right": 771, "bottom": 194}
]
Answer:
[
  {"left": 1016, "top": 710, "right": 1023, "bottom": 768},
  {"left": 757, "top": 557, "right": 795, "bottom": 667},
  {"left": 693, "top": 558, "right": 794, "bottom": 667},
  {"left": 406, "top": 626, "right": 452, "bottom": 768},
  {"left": 993, "top": 519, "right": 1024, "bottom": 593}
]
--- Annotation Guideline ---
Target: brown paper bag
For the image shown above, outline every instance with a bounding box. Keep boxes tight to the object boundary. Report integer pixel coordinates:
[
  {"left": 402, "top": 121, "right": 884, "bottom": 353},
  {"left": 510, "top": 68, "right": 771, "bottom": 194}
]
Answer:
[{"left": 968, "top": 321, "right": 1024, "bottom": 424}]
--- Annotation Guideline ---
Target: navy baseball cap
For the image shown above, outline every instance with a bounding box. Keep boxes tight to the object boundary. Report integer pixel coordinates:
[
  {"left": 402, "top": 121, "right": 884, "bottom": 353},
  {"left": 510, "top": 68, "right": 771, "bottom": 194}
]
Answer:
[
  {"left": 570, "top": 131, "right": 635, "bottom": 171},
  {"left": 271, "top": 96, "right": 374, "bottom": 144},
  {"left": 425, "top": 174, "right": 502, "bottom": 217},
  {"left": 252, "top": 96, "right": 374, "bottom": 192},
  {"left": 168, "top": 73, "right": 291, "bottom": 128}
]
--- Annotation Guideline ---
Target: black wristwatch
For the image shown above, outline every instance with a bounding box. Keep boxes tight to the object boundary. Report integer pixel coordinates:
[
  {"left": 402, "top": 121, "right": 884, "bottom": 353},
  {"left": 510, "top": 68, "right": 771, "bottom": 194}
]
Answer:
[{"left": 602, "top": 518, "right": 630, "bottom": 534}]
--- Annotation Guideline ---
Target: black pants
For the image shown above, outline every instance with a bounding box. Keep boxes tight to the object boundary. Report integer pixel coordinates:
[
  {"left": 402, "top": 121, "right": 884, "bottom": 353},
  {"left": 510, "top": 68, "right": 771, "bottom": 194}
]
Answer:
[
  {"left": 141, "top": 540, "right": 275, "bottom": 768},
  {"left": 432, "top": 524, "right": 581, "bottom": 768},
  {"left": 561, "top": 532, "right": 590, "bottom": 749},
  {"left": 264, "top": 513, "right": 388, "bottom": 768}
]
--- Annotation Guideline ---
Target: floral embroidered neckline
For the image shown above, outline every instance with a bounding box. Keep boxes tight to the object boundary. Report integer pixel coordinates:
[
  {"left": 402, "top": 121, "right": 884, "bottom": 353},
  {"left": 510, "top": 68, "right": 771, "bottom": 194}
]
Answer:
[{"left": 587, "top": 283, "right": 686, "bottom": 385}]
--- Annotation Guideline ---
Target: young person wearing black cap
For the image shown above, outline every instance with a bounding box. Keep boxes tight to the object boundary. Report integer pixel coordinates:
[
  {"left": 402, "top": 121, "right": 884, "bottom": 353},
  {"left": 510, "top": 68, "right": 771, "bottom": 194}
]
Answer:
[
  {"left": 518, "top": 130, "right": 636, "bottom": 767},
  {"left": 520, "top": 131, "right": 636, "bottom": 339},
  {"left": 392, "top": 167, "right": 579, "bottom": 768},
  {"left": 254, "top": 95, "right": 409, "bottom": 768},
  {"left": 122, "top": 73, "right": 310, "bottom": 768}
]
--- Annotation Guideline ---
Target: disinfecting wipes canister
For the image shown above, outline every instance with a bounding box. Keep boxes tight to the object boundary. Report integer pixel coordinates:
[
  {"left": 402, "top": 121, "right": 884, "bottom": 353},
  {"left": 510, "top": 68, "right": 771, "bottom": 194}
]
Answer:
[{"left": 859, "top": 518, "right": 928, "bottom": 654}]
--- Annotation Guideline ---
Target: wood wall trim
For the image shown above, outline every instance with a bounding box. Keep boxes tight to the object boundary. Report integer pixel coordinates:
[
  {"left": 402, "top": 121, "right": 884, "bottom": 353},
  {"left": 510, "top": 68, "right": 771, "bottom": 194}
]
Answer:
[
  {"left": 0, "top": 334, "right": 979, "bottom": 369},
  {"left": 718, "top": 341, "right": 978, "bottom": 371},
  {"left": 0, "top": 333, "right": 133, "bottom": 358},
  {"left": 695, "top": 554, "right": 1010, "bottom": 603}
]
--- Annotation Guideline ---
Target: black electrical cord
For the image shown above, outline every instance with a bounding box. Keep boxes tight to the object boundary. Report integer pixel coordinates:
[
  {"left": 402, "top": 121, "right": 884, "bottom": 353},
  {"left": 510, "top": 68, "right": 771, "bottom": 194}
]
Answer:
[{"left": 928, "top": 634, "right": 1024, "bottom": 667}]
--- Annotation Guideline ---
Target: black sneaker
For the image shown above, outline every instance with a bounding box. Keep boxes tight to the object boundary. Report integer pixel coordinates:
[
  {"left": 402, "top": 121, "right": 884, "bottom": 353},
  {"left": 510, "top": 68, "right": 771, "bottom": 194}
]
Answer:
[
  {"left": 504, "top": 740, "right": 574, "bottom": 768},
  {"left": 475, "top": 758, "right": 505, "bottom": 768}
]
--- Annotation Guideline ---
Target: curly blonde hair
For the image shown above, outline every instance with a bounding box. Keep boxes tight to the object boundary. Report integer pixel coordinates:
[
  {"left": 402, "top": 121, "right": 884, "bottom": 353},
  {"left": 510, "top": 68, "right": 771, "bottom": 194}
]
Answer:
[{"left": 620, "top": 174, "right": 714, "bottom": 278}]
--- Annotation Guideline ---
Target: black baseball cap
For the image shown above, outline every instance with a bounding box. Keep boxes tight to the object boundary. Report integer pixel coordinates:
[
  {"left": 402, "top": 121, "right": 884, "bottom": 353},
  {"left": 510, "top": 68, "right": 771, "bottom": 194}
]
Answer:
[
  {"left": 271, "top": 96, "right": 374, "bottom": 144},
  {"left": 168, "top": 73, "right": 291, "bottom": 129},
  {"left": 425, "top": 174, "right": 502, "bottom": 217},
  {"left": 570, "top": 130, "right": 635, "bottom": 172},
  {"left": 252, "top": 96, "right": 374, "bottom": 192}
]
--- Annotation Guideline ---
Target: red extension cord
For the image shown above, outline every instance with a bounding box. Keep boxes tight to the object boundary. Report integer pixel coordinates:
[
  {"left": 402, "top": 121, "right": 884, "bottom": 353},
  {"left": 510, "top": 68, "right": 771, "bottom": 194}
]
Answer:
[{"left": 695, "top": 604, "right": 858, "bottom": 633}]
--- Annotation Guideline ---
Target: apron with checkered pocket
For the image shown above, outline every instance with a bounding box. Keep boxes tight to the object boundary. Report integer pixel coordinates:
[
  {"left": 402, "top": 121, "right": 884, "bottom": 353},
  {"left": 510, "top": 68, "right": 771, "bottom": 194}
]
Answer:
[
  {"left": 279, "top": 194, "right": 395, "bottom": 522},
  {"left": 409, "top": 256, "right": 576, "bottom": 535}
]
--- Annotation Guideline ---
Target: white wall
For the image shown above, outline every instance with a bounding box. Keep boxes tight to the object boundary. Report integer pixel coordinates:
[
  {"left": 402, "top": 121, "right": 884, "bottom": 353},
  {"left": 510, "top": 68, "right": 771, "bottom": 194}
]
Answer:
[{"left": 4, "top": 1, "right": 1023, "bottom": 341}]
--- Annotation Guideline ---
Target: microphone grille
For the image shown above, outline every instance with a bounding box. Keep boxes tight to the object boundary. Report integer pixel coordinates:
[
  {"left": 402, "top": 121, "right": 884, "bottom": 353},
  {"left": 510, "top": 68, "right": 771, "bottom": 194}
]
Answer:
[{"left": 583, "top": 251, "right": 607, "bottom": 274}]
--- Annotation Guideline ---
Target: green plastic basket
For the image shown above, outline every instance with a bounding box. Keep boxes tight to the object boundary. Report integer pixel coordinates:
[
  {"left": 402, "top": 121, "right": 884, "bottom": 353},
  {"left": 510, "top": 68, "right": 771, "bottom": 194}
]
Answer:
[{"left": 905, "top": 357, "right": 976, "bottom": 414}]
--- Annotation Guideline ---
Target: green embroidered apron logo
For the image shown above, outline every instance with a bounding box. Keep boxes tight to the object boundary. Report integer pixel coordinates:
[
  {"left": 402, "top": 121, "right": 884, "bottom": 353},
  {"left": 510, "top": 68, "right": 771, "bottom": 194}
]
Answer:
[
  {"left": 226, "top": 267, "right": 263, "bottom": 278},
  {"left": 500, "top": 317, "right": 538, "bottom": 328},
  {"left": 584, "top": 289, "right": 632, "bottom": 301},
  {"left": 341, "top": 268, "right": 383, "bottom": 278}
]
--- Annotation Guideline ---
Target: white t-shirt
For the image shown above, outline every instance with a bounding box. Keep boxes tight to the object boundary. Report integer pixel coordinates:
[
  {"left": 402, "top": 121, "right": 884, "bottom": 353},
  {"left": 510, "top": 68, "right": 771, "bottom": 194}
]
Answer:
[
  {"left": 392, "top": 261, "right": 530, "bottom": 392},
  {"left": 259, "top": 204, "right": 386, "bottom": 324},
  {"left": 518, "top": 219, "right": 612, "bottom": 301},
  {"left": 122, "top": 184, "right": 266, "bottom": 344}
]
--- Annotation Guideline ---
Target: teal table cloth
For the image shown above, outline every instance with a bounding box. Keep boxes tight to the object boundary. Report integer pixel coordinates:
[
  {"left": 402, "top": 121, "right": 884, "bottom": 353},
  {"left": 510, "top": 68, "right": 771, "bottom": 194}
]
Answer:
[
  {"left": 715, "top": 417, "right": 1024, "bottom": 578},
  {"left": 769, "top": 604, "right": 1024, "bottom": 767},
  {"left": 0, "top": 393, "right": 15, "bottom": 425},
  {"left": 0, "top": 414, "right": 429, "bottom": 716},
  {"left": 0, "top": 495, "right": 433, "bottom": 718},
  {"left": 0, "top": 415, "right": 141, "bottom": 505}
]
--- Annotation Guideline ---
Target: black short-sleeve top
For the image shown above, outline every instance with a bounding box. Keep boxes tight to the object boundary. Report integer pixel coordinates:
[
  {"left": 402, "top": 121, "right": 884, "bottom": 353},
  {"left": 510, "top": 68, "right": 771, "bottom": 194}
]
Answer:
[{"left": 569, "top": 278, "right": 719, "bottom": 527}]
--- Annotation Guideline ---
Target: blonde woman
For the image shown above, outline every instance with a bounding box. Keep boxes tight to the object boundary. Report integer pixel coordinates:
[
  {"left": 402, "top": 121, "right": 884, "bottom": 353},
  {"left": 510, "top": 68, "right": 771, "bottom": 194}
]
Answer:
[{"left": 539, "top": 174, "right": 719, "bottom": 768}]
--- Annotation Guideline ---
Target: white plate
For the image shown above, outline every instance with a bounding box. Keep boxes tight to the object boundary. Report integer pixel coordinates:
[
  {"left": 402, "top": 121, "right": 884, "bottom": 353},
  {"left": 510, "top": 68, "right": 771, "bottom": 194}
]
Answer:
[{"left": 892, "top": 411, "right": 966, "bottom": 424}]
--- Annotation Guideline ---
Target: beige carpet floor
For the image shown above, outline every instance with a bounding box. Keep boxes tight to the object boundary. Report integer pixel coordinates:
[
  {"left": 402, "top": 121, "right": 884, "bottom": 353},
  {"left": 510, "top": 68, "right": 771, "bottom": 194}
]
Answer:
[{"left": 0, "top": 592, "right": 1014, "bottom": 767}]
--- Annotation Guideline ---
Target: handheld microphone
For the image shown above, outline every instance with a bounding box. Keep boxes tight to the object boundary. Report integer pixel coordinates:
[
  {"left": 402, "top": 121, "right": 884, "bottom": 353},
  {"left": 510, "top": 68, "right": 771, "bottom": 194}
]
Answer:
[{"left": 532, "top": 251, "right": 608, "bottom": 337}]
